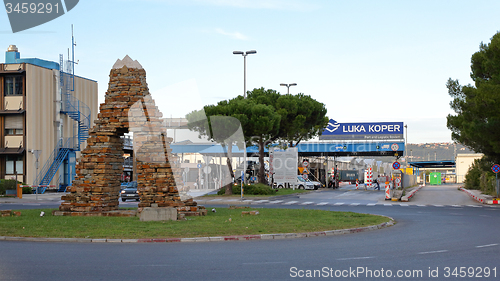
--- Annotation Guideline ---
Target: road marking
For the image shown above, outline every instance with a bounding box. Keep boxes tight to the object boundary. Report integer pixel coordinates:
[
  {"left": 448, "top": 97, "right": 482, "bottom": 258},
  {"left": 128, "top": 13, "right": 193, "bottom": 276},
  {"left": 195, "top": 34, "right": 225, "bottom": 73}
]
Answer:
[
  {"left": 433, "top": 205, "right": 444, "bottom": 207},
  {"left": 210, "top": 199, "right": 222, "bottom": 201},
  {"left": 253, "top": 200, "right": 269, "bottom": 203},
  {"left": 22, "top": 203, "right": 41, "bottom": 206},
  {"left": 226, "top": 199, "right": 240, "bottom": 202},
  {"left": 301, "top": 202, "right": 313, "bottom": 205},
  {"left": 476, "top": 243, "right": 498, "bottom": 248},
  {"left": 317, "top": 202, "right": 329, "bottom": 206},
  {"left": 268, "top": 200, "right": 283, "bottom": 204},
  {"left": 383, "top": 204, "right": 392, "bottom": 206},
  {"left": 366, "top": 203, "right": 376, "bottom": 206},
  {"left": 243, "top": 261, "right": 287, "bottom": 265},
  {"left": 418, "top": 250, "right": 448, "bottom": 255},
  {"left": 451, "top": 205, "right": 462, "bottom": 207},
  {"left": 350, "top": 203, "right": 360, "bottom": 206},
  {"left": 333, "top": 203, "right": 344, "bottom": 206},
  {"left": 400, "top": 204, "right": 409, "bottom": 206},
  {"left": 337, "top": 256, "right": 374, "bottom": 261},
  {"left": 283, "top": 201, "right": 298, "bottom": 205},
  {"left": 417, "top": 205, "right": 426, "bottom": 207},
  {"left": 468, "top": 205, "right": 482, "bottom": 208}
]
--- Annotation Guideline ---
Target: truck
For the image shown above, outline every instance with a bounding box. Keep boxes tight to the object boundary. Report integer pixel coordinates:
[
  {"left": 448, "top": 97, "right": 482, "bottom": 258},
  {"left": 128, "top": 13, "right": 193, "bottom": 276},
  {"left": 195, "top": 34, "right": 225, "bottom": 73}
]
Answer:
[{"left": 337, "top": 170, "right": 359, "bottom": 184}]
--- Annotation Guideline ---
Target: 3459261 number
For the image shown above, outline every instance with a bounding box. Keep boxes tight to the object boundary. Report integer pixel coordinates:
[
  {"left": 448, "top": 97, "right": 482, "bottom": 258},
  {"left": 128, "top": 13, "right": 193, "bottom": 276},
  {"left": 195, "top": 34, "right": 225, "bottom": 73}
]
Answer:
[{"left": 5, "top": 2, "right": 60, "bottom": 14}]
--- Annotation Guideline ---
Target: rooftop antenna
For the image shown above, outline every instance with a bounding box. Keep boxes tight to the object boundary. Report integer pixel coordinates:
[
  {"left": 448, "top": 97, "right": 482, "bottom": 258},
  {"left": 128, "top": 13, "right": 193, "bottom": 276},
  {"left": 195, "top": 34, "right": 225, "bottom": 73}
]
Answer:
[{"left": 68, "top": 24, "right": 78, "bottom": 92}]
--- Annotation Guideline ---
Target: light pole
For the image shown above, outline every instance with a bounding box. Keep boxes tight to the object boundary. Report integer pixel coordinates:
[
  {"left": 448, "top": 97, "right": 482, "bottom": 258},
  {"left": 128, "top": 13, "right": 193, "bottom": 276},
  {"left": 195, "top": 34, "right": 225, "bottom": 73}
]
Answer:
[
  {"left": 233, "top": 50, "right": 257, "bottom": 98},
  {"left": 404, "top": 124, "right": 408, "bottom": 167},
  {"left": 233, "top": 50, "right": 257, "bottom": 187},
  {"left": 280, "top": 83, "right": 297, "bottom": 94}
]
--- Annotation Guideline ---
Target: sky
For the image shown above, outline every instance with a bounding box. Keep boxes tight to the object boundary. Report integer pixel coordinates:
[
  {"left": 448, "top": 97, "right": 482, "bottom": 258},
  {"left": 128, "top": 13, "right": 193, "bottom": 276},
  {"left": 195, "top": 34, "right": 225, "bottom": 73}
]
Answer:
[{"left": 1, "top": 0, "right": 500, "bottom": 144}]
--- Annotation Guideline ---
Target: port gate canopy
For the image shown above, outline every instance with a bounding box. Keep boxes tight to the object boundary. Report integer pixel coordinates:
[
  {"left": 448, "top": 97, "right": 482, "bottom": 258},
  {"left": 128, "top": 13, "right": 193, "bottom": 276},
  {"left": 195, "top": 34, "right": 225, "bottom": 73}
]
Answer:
[
  {"left": 171, "top": 141, "right": 405, "bottom": 157},
  {"left": 409, "top": 161, "right": 456, "bottom": 169}
]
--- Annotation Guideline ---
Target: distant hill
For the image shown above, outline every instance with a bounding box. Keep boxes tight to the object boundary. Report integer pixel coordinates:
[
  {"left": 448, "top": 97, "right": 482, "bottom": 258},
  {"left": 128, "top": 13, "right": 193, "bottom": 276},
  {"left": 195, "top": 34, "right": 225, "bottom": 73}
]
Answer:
[
  {"left": 406, "top": 143, "right": 476, "bottom": 162},
  {"left": 370, "top": 142, "right": 477, "bottom": 163}
]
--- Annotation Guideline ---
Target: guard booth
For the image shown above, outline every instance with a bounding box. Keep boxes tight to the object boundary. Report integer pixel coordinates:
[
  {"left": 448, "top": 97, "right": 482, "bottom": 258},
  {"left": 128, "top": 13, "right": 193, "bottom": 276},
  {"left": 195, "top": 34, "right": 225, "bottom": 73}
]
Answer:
[{"left": 429, "top": 172, "right": 442, "bottom": 185}]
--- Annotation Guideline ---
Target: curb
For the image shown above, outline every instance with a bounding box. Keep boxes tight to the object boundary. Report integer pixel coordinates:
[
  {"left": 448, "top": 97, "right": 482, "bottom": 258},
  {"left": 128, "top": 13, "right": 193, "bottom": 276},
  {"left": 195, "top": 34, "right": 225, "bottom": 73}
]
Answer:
[
  {"left": 459, "top": 187, "right": 499, "bottom": 205},
  {"left": 0, "top": 216, "right": 395, "bottom": 244},
  {"left": 400, "top": 185, "right": 423, "bottom": 202}
]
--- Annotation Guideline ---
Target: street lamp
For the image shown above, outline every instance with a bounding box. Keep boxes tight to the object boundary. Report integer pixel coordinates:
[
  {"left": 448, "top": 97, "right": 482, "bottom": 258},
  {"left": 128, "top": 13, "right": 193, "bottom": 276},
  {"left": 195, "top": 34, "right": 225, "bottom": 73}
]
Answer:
[
  {"left": 233, "top": 50, "right": 257, "bottom": 187},
  {"left": 280, "top": 83, "right": 297, "bottom": 94},
  {"left": 233, "top": 50, "right": 257, "bottom": 98}
]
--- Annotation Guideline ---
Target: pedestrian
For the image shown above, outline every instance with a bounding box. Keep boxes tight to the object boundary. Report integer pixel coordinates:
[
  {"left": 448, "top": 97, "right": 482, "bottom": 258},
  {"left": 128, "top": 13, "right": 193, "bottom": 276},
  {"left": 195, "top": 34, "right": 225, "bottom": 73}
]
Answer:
[{"left": 374, "top": 178, "right": 380, "bottom": 190}]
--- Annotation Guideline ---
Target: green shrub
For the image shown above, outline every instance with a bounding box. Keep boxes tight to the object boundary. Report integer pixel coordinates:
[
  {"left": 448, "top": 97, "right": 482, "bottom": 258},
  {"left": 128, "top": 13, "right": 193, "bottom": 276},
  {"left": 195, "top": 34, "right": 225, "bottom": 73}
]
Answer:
[
  {"left": 217, "top": 183, "right": 276, "bottom": 195},
  {"left": 464, "top": 156, "right": 497, "bottom": 195},
  {"left": 22, "top": 186, "right": 32, "bottom": 194},
  {"left": 0, "top": 179, "right": 27, "bottom": 195}
]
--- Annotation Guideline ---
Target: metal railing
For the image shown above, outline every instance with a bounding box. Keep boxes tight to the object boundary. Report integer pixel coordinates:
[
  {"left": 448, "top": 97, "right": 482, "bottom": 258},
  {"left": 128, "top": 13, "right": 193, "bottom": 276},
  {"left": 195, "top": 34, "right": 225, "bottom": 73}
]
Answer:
[{"left": 33, "top": 138, "right": 73, "bottom": 187}]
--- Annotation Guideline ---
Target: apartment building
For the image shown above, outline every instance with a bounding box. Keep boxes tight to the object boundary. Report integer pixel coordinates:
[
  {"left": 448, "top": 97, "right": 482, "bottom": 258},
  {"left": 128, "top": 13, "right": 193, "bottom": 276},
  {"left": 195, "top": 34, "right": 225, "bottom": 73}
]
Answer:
[{"left": 0, "top": 45, "right": 98, "bottom": 191}]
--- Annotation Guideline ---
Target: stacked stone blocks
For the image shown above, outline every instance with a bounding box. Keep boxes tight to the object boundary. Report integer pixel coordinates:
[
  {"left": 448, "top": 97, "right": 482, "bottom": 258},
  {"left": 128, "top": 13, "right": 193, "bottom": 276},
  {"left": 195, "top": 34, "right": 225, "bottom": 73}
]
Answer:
[{"left": 57, "top": 56, "right": 205, "bottom": 218}]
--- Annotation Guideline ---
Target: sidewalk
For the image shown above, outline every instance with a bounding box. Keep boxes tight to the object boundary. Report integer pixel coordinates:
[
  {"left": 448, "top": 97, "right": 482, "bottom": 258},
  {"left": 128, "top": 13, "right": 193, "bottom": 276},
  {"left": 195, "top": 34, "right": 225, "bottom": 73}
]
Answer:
[
  {"left": 0, "top": 192, "right": 64, "bottom": 204},
  {"left": 460, "top": 187, "right": 500, "bottom": 205}
]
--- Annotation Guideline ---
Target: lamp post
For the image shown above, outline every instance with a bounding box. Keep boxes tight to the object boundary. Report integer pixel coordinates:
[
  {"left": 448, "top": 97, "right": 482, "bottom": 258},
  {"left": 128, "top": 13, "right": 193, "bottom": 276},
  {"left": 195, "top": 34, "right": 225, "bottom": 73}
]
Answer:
[
  {"left": 280, "top": 83, "right": 297, "bottom": 94},
  {"left": 233, "top": 50, "right": 257, "bottom": 98},
  {"left": 233, "top": 50, "right": 257, "bottom": 187},
  {"left": 404, "top": 124, "right": 408, "bottom": 167}
]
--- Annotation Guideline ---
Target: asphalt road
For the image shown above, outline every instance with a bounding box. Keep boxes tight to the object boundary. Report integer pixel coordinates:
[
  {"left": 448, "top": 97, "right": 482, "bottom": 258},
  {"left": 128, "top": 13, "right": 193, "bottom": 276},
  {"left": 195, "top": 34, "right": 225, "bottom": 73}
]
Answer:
[{"left": 1, "top": 184, "right": 499, "bottom": 281}]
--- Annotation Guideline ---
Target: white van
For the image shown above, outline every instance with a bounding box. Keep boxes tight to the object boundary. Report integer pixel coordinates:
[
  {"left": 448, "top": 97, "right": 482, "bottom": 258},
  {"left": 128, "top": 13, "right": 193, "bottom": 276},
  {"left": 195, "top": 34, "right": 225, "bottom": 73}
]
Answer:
[{"left": 276, "top": 176, "right": 316, "bottom": 190}]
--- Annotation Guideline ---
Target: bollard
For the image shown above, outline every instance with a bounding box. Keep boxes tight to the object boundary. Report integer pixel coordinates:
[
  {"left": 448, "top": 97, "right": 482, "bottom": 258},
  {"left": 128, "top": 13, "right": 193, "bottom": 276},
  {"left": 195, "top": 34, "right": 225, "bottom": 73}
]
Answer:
[
  {"left": 385, "top": 181, "right": 391, "bottom": 200},
  {"left": 17, "top": 184, "right": 22, "bottom": 199},
  {"left": 356, "top": 179, "right": 359, "bottom": 190}
]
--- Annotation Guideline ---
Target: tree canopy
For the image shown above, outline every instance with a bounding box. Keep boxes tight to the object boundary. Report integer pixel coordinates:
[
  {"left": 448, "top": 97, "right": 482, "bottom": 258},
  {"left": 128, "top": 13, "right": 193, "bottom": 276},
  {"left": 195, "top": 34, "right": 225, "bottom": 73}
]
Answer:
[
  {"left": 186, "top": 88, "right": 328, "bottom": 185},
  {"left": 447, "top": 31, "right": 500, "bottom": 163}
]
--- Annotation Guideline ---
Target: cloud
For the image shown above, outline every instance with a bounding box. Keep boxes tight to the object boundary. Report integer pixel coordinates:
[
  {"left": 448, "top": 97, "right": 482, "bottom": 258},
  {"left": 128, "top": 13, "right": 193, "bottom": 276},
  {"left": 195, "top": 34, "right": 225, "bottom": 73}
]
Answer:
[{"left": 215, "top": 28, "right": 249, "bottom": 40}]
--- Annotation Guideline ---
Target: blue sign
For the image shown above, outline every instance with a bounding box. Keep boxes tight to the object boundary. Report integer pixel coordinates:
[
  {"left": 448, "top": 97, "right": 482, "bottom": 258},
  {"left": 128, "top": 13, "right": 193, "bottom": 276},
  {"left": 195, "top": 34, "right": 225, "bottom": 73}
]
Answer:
[
  {"left": 492, "top": 164, "right": 500, "bottom": 173},
  {"left": 393, "top": 162, "right": 401, "bottom": 170},
  {"left": 320, "top": 120, "right": 404, "bottom": 140},
  {"left": 197, "top": 163, "right": 202, "bottom": 168}
]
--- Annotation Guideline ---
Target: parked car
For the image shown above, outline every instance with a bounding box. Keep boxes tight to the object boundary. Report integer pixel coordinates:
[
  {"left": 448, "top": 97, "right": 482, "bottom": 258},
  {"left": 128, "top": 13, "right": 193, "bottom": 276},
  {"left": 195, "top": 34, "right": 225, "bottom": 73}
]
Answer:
[
  {"left": 120, "top": 181, "right": 139, "bottom": 202},
  {"left": 306, "top": 178, "right": 322, "bottom": 189},
  {"left": 276, "top": 176, "right": 316, "bottom": 190}
]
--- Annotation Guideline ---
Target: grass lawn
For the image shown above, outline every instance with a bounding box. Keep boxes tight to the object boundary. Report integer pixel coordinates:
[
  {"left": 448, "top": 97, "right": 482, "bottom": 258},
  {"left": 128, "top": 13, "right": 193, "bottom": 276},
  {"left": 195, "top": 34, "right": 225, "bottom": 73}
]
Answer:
[{"left": 0, "top": 208, "right": 390, "bottom": 239}]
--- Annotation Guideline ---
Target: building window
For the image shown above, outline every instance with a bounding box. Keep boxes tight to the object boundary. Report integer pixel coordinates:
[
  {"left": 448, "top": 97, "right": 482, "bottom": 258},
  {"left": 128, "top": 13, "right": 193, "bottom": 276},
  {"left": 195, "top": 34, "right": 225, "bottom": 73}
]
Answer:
[
  {"left": 4, "top": 76, "right": 23, "bottom": 96},
  {"left": 4, "top": 115, "right": 23, "bottom": 135},
  {"left": 6, "top": 155, "right": 23, "bottom": 174}
]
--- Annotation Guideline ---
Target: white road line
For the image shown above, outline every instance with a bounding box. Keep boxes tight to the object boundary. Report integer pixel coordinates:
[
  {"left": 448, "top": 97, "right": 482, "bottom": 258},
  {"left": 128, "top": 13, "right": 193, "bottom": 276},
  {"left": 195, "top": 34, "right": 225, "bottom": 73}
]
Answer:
[
  {"left": 268, "top": 200, "right": 283, "bottom": 204},
  {"left": 253, "top": 200, "right": 269, "bottom": 203},
  {"left": 417, "top": 205, "right": 426, "bottom": 207},
  {"left": 350, "top": 203, "right": 360, "bottom": 206},
  {"left": 451, "top": 205, "right": 462, "bottom": 207},
  {"left": 468, "top": 205, "right": 482, "bottom": 208},
  {"left": 226, "top": 199, "right": 240, "bottom": 202},
  {"left": 366, "top": 203, "right": 376, "bottom": 206},
  {"left": 210, "top": 199, "right": 222, "bottom": 201},
  {"left": 333, "top": 203, "right": 344, "bottom": 206},
  {"left": 301, "top": 202, "right": 313, "bottom": 205},
  {"left": 243, "top": 261, "right": 287, "bottom": 265},
  {"left": 383, "top": 204, "right": 392, "bottom": 206},
  {"left": 337, "top": 257, "right": 374, "bottom": 261},
  {"left": 22, "top": 203, "right": 41, "bottom": 206},
  {"left": 316, "top": 202, "right": 329, "bottom": 206},
  {"left": 283, "top": 201, "right": 298, "bottom": 205},
  {"left": 418, "top": 250, "right": 448, "bottom": 255},
  {"left": 433, "top": 205, "right": 444, "bottom": 207},
  {"left": 400, "top": 204, "right": 409, "bottom": 206},
  {"left": 476, "top": 243, "right": 499, "bottom": 248}
]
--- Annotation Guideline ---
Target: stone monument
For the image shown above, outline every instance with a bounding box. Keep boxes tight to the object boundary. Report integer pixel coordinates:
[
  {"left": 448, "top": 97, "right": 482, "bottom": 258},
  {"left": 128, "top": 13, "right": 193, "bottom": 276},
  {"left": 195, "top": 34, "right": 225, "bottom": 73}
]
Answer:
[{"left": 56, "top": 56, "right": 206, "bottom": 219}]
